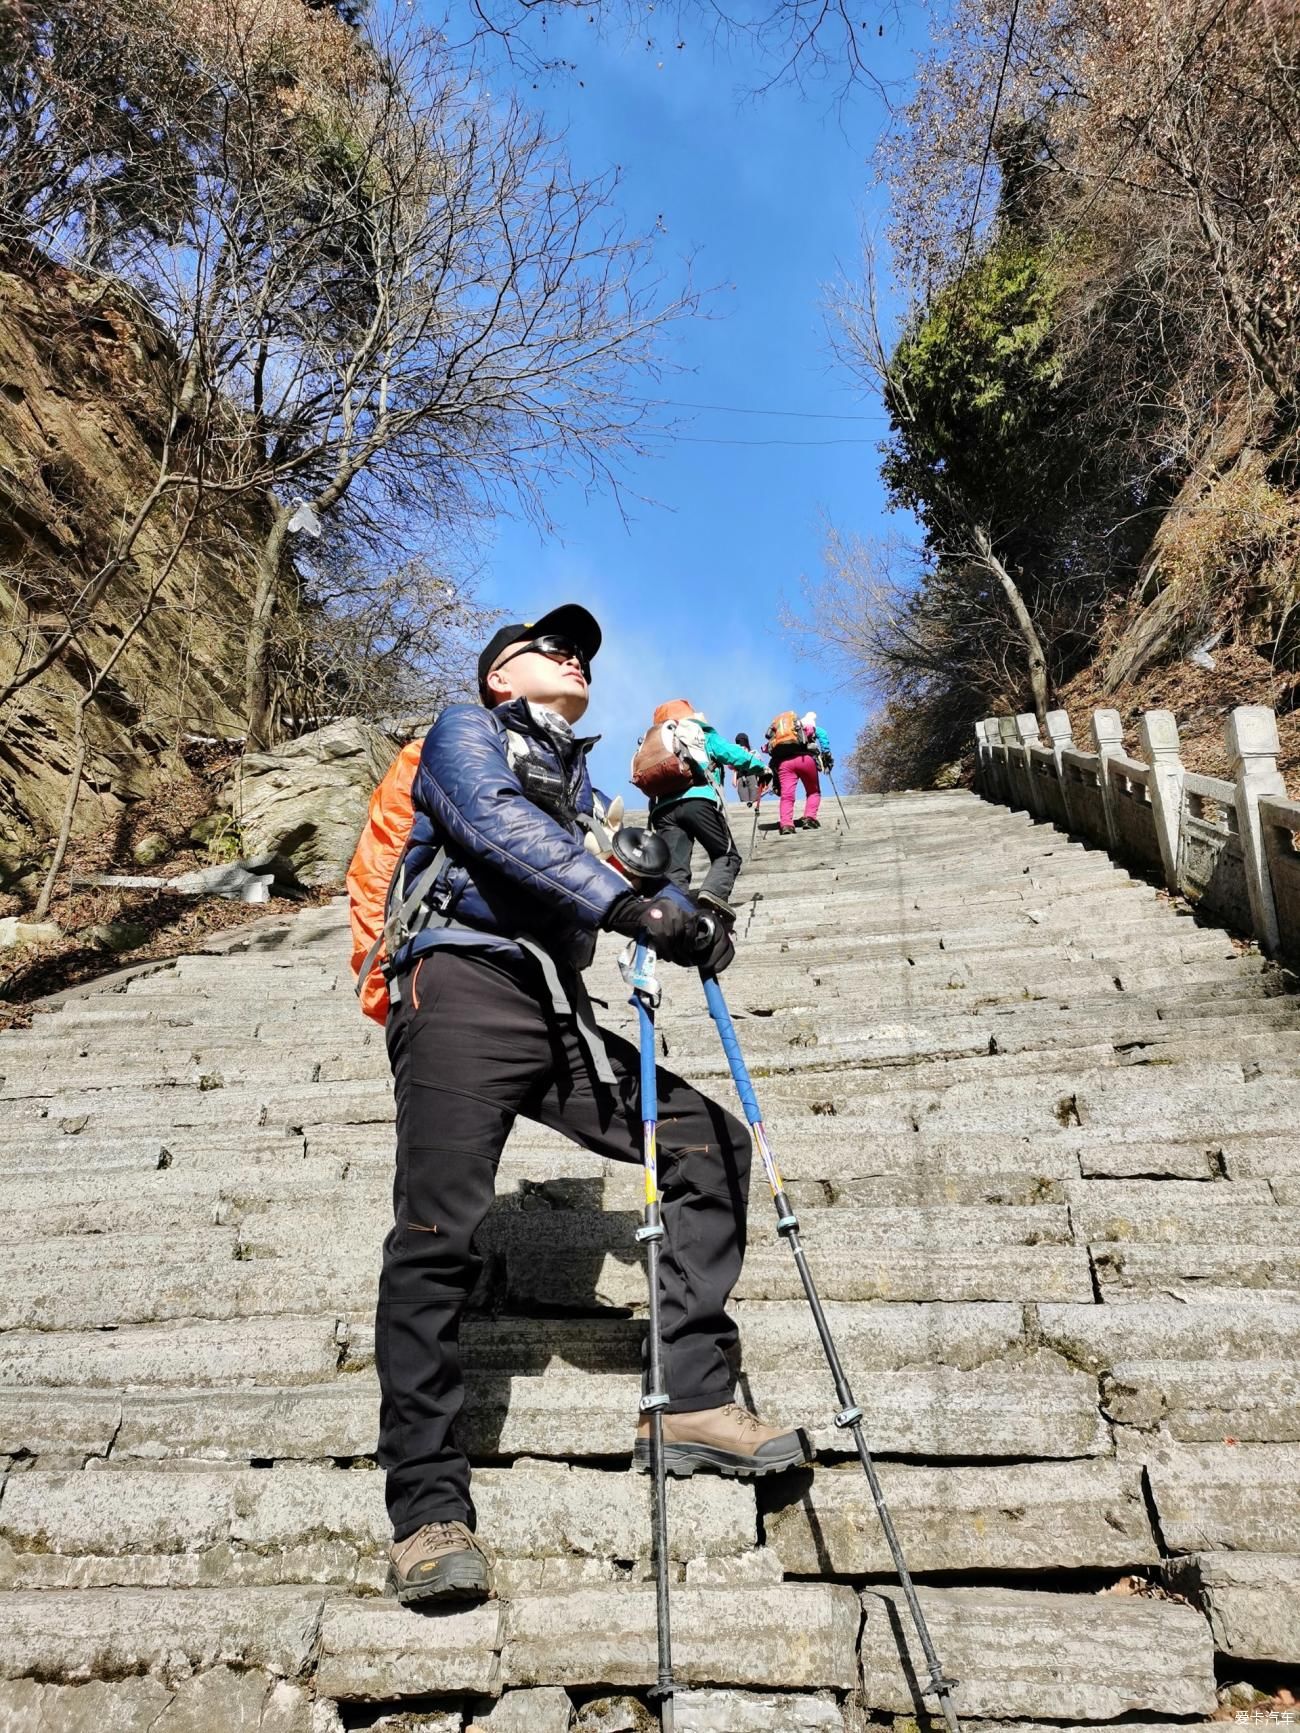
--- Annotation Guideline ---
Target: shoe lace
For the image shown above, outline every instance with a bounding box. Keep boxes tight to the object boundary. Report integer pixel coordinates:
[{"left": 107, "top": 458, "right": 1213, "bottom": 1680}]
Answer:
[
  {"left": 417, "top": 1519, "right": 473, "bottom": 1552},
  {"left": 721, "top": 1402, "right": 764, "bottom": 1438}
]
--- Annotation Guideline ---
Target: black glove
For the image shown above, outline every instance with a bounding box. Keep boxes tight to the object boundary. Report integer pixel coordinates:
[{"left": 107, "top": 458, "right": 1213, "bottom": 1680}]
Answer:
[
  {"left": 696, "top": 911, "right": 735, "bottom": 976},
  {"left": 604, "top": 889, "right": 705, "bottom": 965},
  {"left": 823, "top": 754, "right": 834, "bottom": 772}
]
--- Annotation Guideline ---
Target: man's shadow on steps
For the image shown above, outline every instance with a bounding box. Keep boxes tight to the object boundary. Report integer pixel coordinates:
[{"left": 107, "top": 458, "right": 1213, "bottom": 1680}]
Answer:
[{"left": 460, "top": 1175, "right": 644, "bottom": 1464}]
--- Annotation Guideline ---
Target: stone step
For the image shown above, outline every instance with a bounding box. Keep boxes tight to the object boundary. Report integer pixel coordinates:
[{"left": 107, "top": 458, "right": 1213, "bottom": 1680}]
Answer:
[
  {"left": 1034, "top": 1299, "right": 1300, "bottom": 1368},
  {"left": 1143, "top": 1441, "right": 1300, "bottom": 1551},
  {"left": 0, "top": 1316, "right": 345, "bottom": 1389},
  {"left": 670, "top": 1691, "right": 847, "bottom": 1733},
  {"left": 1066, "top": 1179, "right": 1279, "bottom": 1239},
  {"left": 1164, "top": 1551, "right": 1300, "bottom": 1665},
  {"left": 0, "top": 1587, "right": 329, "bottom": 1684},
  {"left": 0, "top": 1671, "right": 321, "bottom": 1731},
  {"left": 766, "top": 1459, "right": 1157, "bottom": 1575},
  {"left": 315, "top": 1581, "right": 859, "bottom": 1699},
  {"left": 502, "top": 1583, "right": 859, "bottom": 1694},
  {"left": 1093, "top": 1241, "right": 1300, "bottom": 1300},
  {"left": 0, "top": 1302, "right": 1022, "bottom": 1391},
  {"left": 859, "top": 1584, "right": 1215, "bottom": 1720},
  {"left": 0, "top": 1225, "right": 1095, "bottom": 1327},
  {"left": 0, "top": 1464, "right": 755, "bottom": 1590},
  {"left": 1101, "top": 1360, "right": 1300, "bottom": 1442},
  {"left": 9, "top": 1361, "right": 1106, "bottom": 1466}
]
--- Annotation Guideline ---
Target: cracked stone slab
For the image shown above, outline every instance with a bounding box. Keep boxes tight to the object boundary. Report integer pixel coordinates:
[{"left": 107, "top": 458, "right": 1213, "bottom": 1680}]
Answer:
[
  {"left": 500, "top": 1585, "right": 860, "bottom": 1691},
  {"left": 1101, "top": 1360, "right": 1300, "bottom": 1441},
  {"left": 0, "top": 1390, "right": 121, "bottom": 1456},
  {"left": 859, "top": 1585, "right": 1215, "bottom": 1720},
  {"left": 1164, "top": 1552, "right": 1300, "bottom": 1663},
  {"left": 766, "top": 1460, "right": 1155, "bottom": 1574},
  {"left": 1033, "top": 1301, "right": 1300, "bottom": 1369},
  {"left": 672, "top": 1692, "right": 843, "bottom": 1731},
  {"left": 478, "top": 1686, "right": 574, "bottom": 1730},
  {"left": 1144, "top": 1443, "right": 1300, "bottom": 1551},
  {"left": 0, "top": 1588, "right": 327, "bottom": 1683},
  {"left": 1092, "top": 1241, "right": 1300, "bottom": 1298},
  {"left": 0, "top": 1670, "right": 319, "bottom": 1732},
  {"left": 316, "top": 1597, "right": 503, "bottom": 1699}
]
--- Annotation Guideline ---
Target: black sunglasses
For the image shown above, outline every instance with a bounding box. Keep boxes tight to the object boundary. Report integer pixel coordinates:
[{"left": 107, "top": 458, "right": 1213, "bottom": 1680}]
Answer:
[{"left": 495, "top": 634, "right": 592, "bottom": 681}]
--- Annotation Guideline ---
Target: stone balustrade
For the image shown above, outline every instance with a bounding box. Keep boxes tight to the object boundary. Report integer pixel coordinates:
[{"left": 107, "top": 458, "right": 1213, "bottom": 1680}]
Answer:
[{"left": 976, "top": 704, "right": 1300, "bottom": 960}]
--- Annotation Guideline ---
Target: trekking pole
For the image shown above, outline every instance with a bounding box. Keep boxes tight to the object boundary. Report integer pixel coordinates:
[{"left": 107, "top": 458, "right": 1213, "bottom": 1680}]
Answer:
[
  {"left": 698, "top": 967, "right": 961, "bottom": 1733},
  {"left": 826, "top": 768, "right": 851, "bottom": 831},
  {"left": 749, "top": 788, "right": 762, "bottom": 856},
  {"left": 624, "top": 936, "right": 676, "bottom": 1730}
]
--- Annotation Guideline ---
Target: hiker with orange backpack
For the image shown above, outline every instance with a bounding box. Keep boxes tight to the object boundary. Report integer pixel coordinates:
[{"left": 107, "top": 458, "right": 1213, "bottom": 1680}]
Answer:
[
  {"left": 632, "top": 701, "right": 769, "bottom": 922},
  {"left": 764, "top": 709, "right": 832, "bottom": 836},
  {"left": 347, "top": 604, "right": 810, "bottom": 1609}
]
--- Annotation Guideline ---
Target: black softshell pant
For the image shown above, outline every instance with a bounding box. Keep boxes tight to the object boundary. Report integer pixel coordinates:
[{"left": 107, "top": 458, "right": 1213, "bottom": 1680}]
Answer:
[
  {"left": 653, "top": 799, "right": 743, "bottom": 901},
  {"left": 377, "top": 945, "right": 752, "bottom": 1539}
]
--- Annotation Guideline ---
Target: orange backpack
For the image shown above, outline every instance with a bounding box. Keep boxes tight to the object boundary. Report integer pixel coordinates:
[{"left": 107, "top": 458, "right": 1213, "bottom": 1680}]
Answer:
[
  {"left": 767, "top": 710, "right": 803, "bottom": 750},
  {"left": 347, "top": 739, "right": 423, "bottom": 1023}
]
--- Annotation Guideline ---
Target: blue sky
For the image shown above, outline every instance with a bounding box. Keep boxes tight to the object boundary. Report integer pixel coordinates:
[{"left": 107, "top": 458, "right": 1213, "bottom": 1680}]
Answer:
[{"left": 441, "top": 6, "right": 929, "bottom": 797}]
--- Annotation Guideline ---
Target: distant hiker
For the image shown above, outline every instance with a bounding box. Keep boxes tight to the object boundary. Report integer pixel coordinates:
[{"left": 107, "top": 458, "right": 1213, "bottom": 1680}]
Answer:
[
  {"left": 637, "top": 700, "right": 769, "bottom": 919},
  {"left": 733, "top": 732, "right": 762, "bottom": 806},
  {"left": 802, "top": 712, "right": 834, "bottom": 779},
  {"left": 348, "top": 606, "right": 809, "bottom": 1609},
  {"left": 765, "top": 708, "right": 831, "bottom": 836}
]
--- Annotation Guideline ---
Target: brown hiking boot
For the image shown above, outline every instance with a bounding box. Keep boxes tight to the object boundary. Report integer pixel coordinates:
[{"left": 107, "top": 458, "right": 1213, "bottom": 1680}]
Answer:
[
  {"left": 387, "top": 1520, "right": 494, "bottom": 1606},
  {"left": 634, "top": 1402, "right": 810, "bottom": 1479}
]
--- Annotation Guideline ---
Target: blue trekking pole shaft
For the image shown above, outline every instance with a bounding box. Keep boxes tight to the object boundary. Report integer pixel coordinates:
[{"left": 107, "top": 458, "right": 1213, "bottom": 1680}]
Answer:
[
  {"left": 631, "top": 942, "right": 675, "bottom": 1727},
  {"left": 700, "top": 968, "right": 960, "bottom": 1733}
]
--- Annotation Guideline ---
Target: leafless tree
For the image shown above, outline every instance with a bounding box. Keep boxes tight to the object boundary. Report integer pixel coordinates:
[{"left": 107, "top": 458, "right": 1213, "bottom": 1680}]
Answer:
[{"left": 1, "top": 0, "right": 695, "bottom": 751}]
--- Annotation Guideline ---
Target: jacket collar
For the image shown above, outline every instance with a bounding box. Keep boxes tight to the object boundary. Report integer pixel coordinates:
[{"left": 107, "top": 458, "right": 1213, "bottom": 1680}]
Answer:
[{"left": 492, "top": 696, "right": 600, "bottom": 760}]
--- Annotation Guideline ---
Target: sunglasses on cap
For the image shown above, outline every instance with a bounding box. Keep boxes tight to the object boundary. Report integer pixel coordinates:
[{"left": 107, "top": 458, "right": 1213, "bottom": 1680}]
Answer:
[{"left": 493, "top": 634, "right": 592, "bottom": 682}]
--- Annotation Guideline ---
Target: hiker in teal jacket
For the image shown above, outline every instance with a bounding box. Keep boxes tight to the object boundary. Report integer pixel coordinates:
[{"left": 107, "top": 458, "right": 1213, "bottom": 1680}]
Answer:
[{"left": 649, "top": 704, "right": 768, "bottom": 915}]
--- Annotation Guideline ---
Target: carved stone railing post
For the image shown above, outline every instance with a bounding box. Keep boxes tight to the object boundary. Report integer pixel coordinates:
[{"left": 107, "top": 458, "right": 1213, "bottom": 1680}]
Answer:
[
  {"left": 1228, "top": 705, "right": 1285, "bottom": 953},
  {"left": 1137, "top": 709, "right": 1185, "bottom": 891},
  {"left": 975, "top": 718, "right": 997, "bottom": 793},
  {"left": 997, "top": 715, "right": 1021, "bottom": 809},
  {"left": 1014, "top": 713, "right": 1042, "bottom": 816},
  {"left": 1045, "top": 709, "right": 1075, "bottom": 830},
  {"left": 1091, "top": 709, "right": 1123, "bottom": 850}
]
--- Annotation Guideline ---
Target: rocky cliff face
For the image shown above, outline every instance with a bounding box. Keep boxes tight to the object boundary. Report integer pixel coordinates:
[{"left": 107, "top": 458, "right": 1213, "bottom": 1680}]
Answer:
[{"left": 0, "top": 254, "right": 270, "bottom": 883}]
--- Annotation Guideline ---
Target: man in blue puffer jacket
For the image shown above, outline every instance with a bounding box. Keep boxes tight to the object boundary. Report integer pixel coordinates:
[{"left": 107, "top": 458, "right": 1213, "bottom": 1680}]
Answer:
[{"left": 377, "top": 603, "right": 809, "bottom": 1608}]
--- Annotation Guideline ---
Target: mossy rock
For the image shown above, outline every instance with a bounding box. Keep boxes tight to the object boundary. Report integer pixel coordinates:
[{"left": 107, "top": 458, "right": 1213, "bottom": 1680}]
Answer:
[
  {"left": 86, "top": 919, "right": 150, "bottom": 954},
  {"left": 132, "top": 831, "right": 171, "bottom": 867},
  {"left": 189, "top": 812, "right": 230, "bottom": 846}
]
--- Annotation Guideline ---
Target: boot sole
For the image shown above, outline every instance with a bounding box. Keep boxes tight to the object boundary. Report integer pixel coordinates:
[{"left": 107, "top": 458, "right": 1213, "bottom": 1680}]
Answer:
[
  {"left": 633, "top": 1435, "right": 810, "bottom": 1479},
  {"left": 388, "top": 1557, "right": 494, "bottom": 1606}
]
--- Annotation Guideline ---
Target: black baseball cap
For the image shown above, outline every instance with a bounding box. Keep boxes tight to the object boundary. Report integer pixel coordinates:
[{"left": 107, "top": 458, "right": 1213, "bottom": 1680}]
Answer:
[{"left": 477, "top": 603, "right": 602, "bottom": 703}]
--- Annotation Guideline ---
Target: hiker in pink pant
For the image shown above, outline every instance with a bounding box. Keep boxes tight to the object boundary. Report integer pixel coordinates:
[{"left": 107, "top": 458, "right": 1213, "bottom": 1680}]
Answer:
[{"left": 763, "top": 709, "right": 830, "bottom": 837}]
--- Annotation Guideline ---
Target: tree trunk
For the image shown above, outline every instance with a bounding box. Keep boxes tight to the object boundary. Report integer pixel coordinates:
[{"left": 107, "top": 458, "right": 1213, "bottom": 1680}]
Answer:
[
  {"left": 972, "top": 524, "right": 1051, "bottom": 730},
  {"left": 33, "top": 728, "right": 88, "bottom": 922},
  {"left": 244, "top": 508, "right": 292, "bottom": 750}
]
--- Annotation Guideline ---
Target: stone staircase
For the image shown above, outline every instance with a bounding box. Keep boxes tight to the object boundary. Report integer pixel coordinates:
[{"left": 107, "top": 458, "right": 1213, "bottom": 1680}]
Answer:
[{"left": 1, "top": 788, "right": 1298, "bottom": 1731}]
